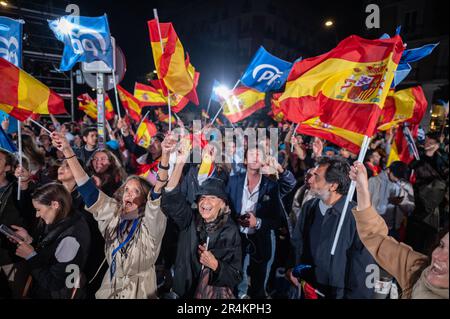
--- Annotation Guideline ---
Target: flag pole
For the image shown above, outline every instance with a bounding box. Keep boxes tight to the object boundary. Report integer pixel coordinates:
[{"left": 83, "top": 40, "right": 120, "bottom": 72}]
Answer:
[
  {"left": 291, "top": 122, "right": 300, "bottom": 152},
  {"left": 17, "top": 121, "right": 22, "bottom": 201},
  {"left": 153, "top": 8, "right": 172, "bottom": 132},
  {"left": 111, "top": 68, "right": 122, "bottom": 119},
  {"left": 210, "top": 79, "right": 240, "bottom": 125},
  {"left": 29, "top": 118, "right": 52, "bottom": 135},
  {"left": 330, "top": 135, "right": 371, "bottom": 255}
]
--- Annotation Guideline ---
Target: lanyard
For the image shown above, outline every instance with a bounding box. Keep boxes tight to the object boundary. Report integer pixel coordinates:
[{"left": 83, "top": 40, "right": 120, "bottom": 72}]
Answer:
[{"left": 110, "top": 218, "right": 139, "bottom": 281}]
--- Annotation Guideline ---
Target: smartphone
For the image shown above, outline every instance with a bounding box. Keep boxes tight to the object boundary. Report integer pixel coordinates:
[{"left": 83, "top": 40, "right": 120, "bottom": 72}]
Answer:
[{"left": 0, "top": 224, "right": 24, "bottom": 242}]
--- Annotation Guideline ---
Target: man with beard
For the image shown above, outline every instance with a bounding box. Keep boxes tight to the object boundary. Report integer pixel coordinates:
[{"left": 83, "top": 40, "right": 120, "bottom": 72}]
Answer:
[{"left": 286, "top": 156, "right": 375, "bottom": 299}]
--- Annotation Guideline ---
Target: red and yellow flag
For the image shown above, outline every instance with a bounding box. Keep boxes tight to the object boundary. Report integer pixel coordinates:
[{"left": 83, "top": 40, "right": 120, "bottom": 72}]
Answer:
[
  {"left": 117, "top": 85, "right": 142, "bottom": 122},
  {"left": 280, "top": 35, "right": 404, "bottom": 139},
  {"left": 78, "top": 93, "right": 115, "bottom": 121},
  {"left": 222, "top": 86, "right": 265, "bottom": 123},
  {"left": 377, "top": 86, "right": 427, "bottom": 131},
  {"left": 134, "top": 82, "right": 167, "bottom": 107},
  {"left": 78, "top": 93, "right": 97, "bottom": 119},
  {"left": 134, "top": 118, "right": 157, "bottom": 149},
  {"left": 155, "top": 108, "right": 176, "bottom": 124},
  {"left": 270, "top": 93, "right": 286, "bottom": 122},
  {"left": 0, "top": 58, "right": 65, "bottom": 121},
  {"left": 148, "top": 19, "right": 199, "bottom": 105}
]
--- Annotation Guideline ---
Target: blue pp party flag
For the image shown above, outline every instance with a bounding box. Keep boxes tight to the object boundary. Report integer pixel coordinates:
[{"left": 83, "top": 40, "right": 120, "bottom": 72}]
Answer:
[
  {"left": 48, "top": 14, "right": 113, "bottom": 71},
  {"left": 0, "top": 16, "right": 23, "bottom": 67},
  {"left": 400, "top": 43, "right": 439, "bottom": 64},
  {"left": 240, "top": 46, "right": 294, "bottom": 92},
  {"left": 0, "top": 125, "right": 17, "bottom": 153},
  {"left": 0, "top": 17, "right": 23, "bottom": 132}
]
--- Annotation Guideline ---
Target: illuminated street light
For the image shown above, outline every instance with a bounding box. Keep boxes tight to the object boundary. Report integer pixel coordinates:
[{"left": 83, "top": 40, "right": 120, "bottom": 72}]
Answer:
[
  {"left": 0, "top": 1, "right": 8, "bottom": 7},
  {"left": 325, "top": 20, "right": 334, "bottom": 27},
  {"left": 54, "top": 17, "right": 73, "bottom": 35},
  {"left": 213, "top": 85, "right": 231, "bottom": 100}
]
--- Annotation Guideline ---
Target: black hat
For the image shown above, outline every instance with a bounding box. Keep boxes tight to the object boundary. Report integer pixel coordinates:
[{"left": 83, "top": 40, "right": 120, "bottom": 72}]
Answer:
[{"left": 195, "top": 178, "right": 228, "bottom": 202}]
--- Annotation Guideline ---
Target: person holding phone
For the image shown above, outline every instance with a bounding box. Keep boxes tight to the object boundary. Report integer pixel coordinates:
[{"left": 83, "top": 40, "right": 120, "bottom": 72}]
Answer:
[{"left": 9, "top": 183, "right": 91, "bottom": 299}]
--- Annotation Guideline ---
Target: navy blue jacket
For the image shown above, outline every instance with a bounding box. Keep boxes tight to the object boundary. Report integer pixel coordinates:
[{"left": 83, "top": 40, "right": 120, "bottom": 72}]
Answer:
[
  {"left": 290, "top": 197, "right": 375, "bottom": 299},
  {"left": 226, "top": 170, "right": 297, "bottom": 236}
]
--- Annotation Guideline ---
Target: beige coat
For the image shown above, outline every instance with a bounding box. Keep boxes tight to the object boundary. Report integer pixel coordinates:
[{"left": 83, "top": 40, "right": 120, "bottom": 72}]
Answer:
[
  {"left": 352, "top": 206, "right": 428, "bottom": 298},
  {"left": 86, "top": 191, "right": 167, "bottom": 299}
]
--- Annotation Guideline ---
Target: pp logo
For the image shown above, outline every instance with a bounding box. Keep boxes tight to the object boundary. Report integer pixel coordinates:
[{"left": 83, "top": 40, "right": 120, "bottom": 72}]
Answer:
[
  {"left": 0, "top": 36, "right": 20, "bottom": 65},
  {"left": 69, "top": 27, "right": 108, "bottom": 57},
  {"left": 252, "top": 64, "right": 283, "bottom": 86}
]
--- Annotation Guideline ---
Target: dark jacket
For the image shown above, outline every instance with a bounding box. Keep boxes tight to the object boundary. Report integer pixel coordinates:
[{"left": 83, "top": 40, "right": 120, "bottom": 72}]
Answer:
[
  {"left": 161, "top": 185, "right": 242, "bottom": 298},
  {"left": 290, "top": 197, "right": 375, "bottom": 299},
  {"left": 27, "top": 212, "right": 91, "bottom": 299},
  {"left": 0, "top": 181, "right": 25, "bottom": 266},
  {"left": 226, "top": 170, "right": 297, "bottom": 236}
]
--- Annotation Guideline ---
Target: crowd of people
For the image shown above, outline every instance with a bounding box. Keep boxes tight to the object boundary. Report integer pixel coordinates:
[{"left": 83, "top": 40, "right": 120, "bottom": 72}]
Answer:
[{"left": 0, "top": 112, "right": 448, "bottom": 299}]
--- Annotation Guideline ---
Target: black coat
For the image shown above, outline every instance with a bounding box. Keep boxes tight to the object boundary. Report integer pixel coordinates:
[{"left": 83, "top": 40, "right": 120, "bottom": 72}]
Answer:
[
  {"left": 290, "top": 197, "right": 375, "bottom": 299},
  {"left": 27, "top": 212, "right": 91, "bottom": 299},
  {"left": 161, "top": 185, "right": 242, "bottom": 298}
]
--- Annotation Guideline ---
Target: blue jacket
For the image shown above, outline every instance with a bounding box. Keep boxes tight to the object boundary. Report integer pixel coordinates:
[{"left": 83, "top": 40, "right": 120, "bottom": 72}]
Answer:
[
  {"left": 290, "top": 197, "right": 375, "bottom": 299},
  {"left": 226, "top": 170, "right": 297, "bottom": 236}
]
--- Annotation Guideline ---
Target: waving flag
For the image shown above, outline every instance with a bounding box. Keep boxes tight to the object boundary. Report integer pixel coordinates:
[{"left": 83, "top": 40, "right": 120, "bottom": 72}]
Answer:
[
  {"left": 270, "top": 93, "right": 286, "bottom": 122},
  {"left": 48, "top": 14, "right": 113, "bottom": 71},
  {"left": 148, "top": 19, "right": 199, "bottom": 105},
  {"left": 378, "top": 86, "right": 427, "bottom": 131},
  {"left": 0, "top": 58, "right": 65, "bottom": 121},
  {"left": 134, "top": 118, "right": 157, "bottom": 148},
  {"left": 0, "top": 16, "right": 23, "bottom": 67},
  {"left": 281, "top": 35, "right": 404, "bottom": 144},
  {"left": 78, "top": 93, "right": 114, "bottom": 120},
  {"left": 117, "top": 85, "right": 142, "bottom": 122},
  {"left": 240, "top": 46, "right": 294, "bottom": 92},
  {"left": 155, "top": 108, "right": 176, "bottom": 124},
  {"left": 0, "top": 17, "right": 24, "bottom": 131},
  {"left": 222, "top": 86, "right": 266, "bottom": 123},
  {"left": 134, "top": 82, "right": 167, "bottom": 106},
  {"left": 387, "top": 124, "right": 420, "bottom": 167}
]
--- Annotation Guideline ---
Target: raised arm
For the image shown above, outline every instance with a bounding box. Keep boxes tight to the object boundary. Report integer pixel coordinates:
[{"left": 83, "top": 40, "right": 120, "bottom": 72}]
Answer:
[{"left": 350, "top": 161, "right": 428, "bottom": 290}]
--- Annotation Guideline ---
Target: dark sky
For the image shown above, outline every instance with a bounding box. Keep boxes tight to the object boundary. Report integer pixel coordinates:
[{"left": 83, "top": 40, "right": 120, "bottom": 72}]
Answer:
[{"left": 69, "top": 0, "right": 365, "bottom": 93}]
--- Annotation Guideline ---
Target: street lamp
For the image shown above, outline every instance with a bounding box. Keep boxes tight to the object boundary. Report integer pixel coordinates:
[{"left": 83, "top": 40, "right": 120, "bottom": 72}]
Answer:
[
  {"left": 325, "top": 20, "right": 334, "bottom": 28},
  {"left": 0, "top": 1, "right": 9, "bottom": 7}
]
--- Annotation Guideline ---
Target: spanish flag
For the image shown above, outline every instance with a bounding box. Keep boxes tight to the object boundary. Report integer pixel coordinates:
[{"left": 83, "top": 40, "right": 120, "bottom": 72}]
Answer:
[
  {"left": 148, "top": 19, "right": 199, "bottom": 105},
  {"left": 78, "top": 93, "right": 97, "bottom": 120},
  {"left": 117, "top": 85, "right": 142, "bottom": 122},
  {"left": 0, "top": 58, "right": 65, "bottom": 121},
  {"left": 297, "top": 117, "right": 365, "bottom": 154},
  {"left": 280, "top": 35, "right": 404, "bottom": 138},
  {"left": 270, "top": 93, "right": 286, "bottom": 122},
  {"left": 387, "top": 124, "right": 420, "bottom": 167},
  {"left": 78, "top": 93, "right": 115, "bottom": 121},
  {"left": 134, "top": 82, "right": 167, "bottom": 107},
  {"left": 134, "top": 118, "right": 157, "bottom": 149},
  {"left": 222, "top": 86, "right": 265, "bottom": 123},
  {"left": 155, "top": 108, "right": 176, "bottom": 124},
  {"left": 377, "top": 86, "right": 427, "bottom": 131}
]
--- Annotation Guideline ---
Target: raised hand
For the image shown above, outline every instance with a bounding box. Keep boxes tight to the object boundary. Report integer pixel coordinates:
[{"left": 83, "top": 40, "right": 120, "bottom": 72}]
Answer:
[
  {"left": 349, "top": 161, "right": 371, "bottom": 211},
  {"left": 50, "top": 131, "right": 71, "bottom": 153},
  {"left": 312, "top": 137, "right": 324, "bottom": 158}
]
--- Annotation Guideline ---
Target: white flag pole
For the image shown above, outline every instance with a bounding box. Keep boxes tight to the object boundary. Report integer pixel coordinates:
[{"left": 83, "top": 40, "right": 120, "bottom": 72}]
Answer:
[
  {"left": 153, "top": 8, "right": 172, "bottom": 131},
  {"left": 330, "top": 135, "right": 371, "bottom": 255},
  {"left": 17, "top": 121, "right": 22, "bottom": 201},
  {"left": 290, "top": 123, "right": 301, "bottom": 152},
  {"left": 210, "top": 79, "right": 240, "bottom": 125},
  {"left": 111, "top": 68, "right": 122, "bottom": 120}
]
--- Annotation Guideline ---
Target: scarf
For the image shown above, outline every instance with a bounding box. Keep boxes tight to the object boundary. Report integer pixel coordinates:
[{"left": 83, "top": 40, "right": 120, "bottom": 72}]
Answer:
[{"left": 410, "top": 266, "right": 449, "bottom": 299}]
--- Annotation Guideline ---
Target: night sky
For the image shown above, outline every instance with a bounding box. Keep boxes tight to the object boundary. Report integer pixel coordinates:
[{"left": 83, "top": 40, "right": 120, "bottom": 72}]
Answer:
[
  {"left": 67, "top": 0, "right": 366, "bottom": 106},
  {"left": 54, "top": 0, "right": 447, "bottom": 117}
]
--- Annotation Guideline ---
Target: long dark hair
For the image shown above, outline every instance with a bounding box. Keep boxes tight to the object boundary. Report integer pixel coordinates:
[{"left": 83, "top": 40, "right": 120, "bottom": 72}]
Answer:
[
  {"left": 87, "top": 149, "right": 126, "bottom": 193},
  {"left": 32, "top": 183, "right": 73, "bottom": 224}
]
